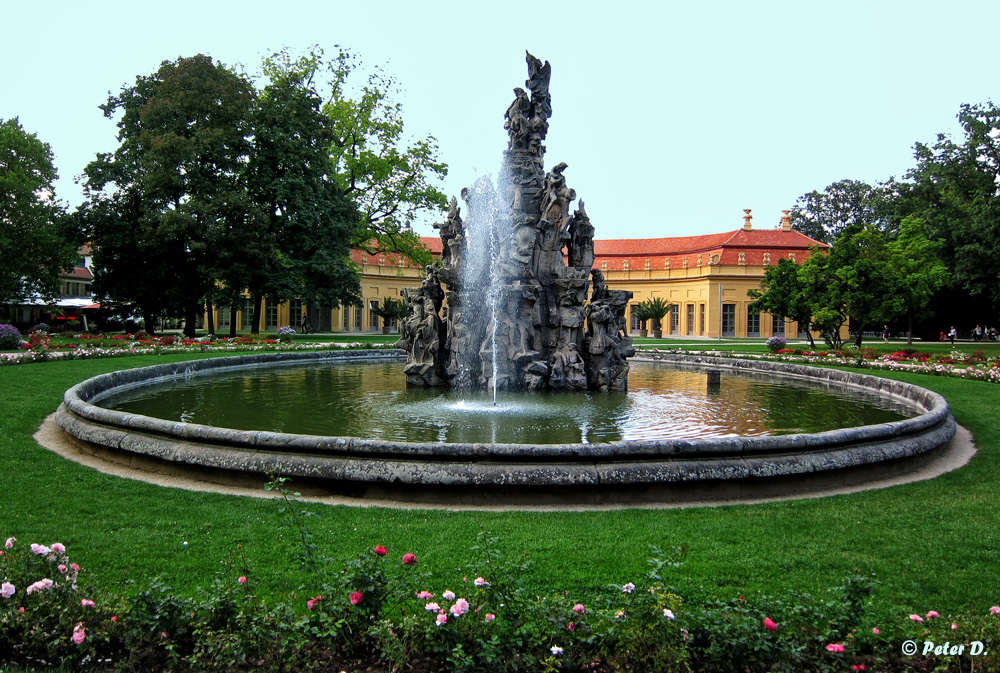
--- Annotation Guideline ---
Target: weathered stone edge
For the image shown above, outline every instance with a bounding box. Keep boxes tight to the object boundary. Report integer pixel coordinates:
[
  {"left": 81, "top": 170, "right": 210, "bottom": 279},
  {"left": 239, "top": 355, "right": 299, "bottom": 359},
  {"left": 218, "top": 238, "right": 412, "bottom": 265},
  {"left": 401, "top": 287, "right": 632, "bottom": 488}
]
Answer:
[{"left": 56, "top": 351, "right": 956, "bottom": 486}]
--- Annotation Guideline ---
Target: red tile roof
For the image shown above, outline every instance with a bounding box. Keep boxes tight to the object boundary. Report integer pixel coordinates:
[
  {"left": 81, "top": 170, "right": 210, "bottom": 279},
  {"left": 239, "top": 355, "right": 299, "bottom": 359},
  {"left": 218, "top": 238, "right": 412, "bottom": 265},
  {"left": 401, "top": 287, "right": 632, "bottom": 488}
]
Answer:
[{"left": 361, "top": 229, "right": 825, "bottom": 271}]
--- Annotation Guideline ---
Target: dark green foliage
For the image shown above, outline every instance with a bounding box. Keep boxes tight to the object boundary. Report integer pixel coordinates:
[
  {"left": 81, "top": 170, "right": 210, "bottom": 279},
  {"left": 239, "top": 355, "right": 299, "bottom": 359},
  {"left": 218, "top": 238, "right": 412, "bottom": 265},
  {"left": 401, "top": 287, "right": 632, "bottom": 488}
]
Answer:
[
  {"left": 81, "top": 55, "right": 255, "bottom": 336},
  {"left": 0, "top": 118, "right": 79, "bottom": 303},
  {"left": 789, "top": 179, "right": 896, "bottom": 245}
]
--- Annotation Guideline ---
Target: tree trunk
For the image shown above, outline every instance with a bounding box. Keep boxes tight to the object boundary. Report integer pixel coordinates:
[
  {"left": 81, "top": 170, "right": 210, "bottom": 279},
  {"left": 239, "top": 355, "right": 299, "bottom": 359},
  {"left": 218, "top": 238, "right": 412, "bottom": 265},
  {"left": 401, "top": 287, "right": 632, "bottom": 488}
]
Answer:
[
  {"left": 907, "top": 311, "right": 914, "bottom": 346},
  {"left": 143, "top": 309, "right": 156, "bottom": 335},
  {"left": 183, "top": 305, "right": 197, "bottom": 339},
  {"left": 205, "top": 302, "right": 215, "bottom": 336},
  {"left": 250, "top": 295, "right": 263, "bottom": 335},
  {"left": 229, "top": 303, "right": 238, "bottom": 339}
]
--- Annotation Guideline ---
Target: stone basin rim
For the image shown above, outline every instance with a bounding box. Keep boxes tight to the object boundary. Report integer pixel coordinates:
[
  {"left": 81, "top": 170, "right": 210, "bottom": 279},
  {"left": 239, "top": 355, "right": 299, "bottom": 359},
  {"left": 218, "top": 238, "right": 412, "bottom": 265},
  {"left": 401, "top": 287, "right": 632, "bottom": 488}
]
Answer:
[{"left": 55, "top": 349, "right": 954, "bottom": 467}]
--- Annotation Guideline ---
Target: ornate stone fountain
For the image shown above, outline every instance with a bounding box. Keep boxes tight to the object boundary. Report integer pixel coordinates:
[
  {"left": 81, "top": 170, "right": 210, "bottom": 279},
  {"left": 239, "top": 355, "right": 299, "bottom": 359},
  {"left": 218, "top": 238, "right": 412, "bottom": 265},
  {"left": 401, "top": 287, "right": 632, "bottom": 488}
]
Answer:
[{"left": 396, "top": 53, "right": 634, "bottom": 392}]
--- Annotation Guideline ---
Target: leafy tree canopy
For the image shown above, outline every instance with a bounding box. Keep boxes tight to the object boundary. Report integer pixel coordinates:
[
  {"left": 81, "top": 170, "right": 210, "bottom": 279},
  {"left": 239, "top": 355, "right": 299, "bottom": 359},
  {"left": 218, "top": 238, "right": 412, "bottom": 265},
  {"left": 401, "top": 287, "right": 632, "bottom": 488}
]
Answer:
[
  {"left": 790, "top": 179, "right": 896, "bottom": 245},
  {"left": 262, "top": 47, "right": 448, "bottom": 267},
  {"left": 0, "top": 118, "right": 78, "bottom": 303},
  {"left": 900, "top": 101, "right": 1000, "bottom": 310},
  {"left": 82, "top": 55, "right": 255, "bottom": 335}
]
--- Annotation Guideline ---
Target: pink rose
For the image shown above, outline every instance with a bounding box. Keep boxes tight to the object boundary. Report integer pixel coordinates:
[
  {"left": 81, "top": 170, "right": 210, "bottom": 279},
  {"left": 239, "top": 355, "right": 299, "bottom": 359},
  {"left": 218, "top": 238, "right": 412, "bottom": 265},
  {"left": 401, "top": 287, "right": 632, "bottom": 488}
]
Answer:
[
  {"left": 449, "top": 598, "right": 470, "bottom": 617},
  {"left": 442, "top": 590, "right": 456, "bottom": 601},
  {"left": 990, "top": 606, "right": 1000, "bottom": 615},
  {"left": 926, "top": 610, "right": 939, "bottom": 618},
  {"left": 872, "top": 627, "right": 880, "bottom": 635},
  {"left": 474, "top": 577, "right": 489, "bottom": 587},
  {"left": 825, "top": 643, "right": 845, "bottom": 653},
  {"left": 72, "top": 622, "right": 85, "bottom": 645},
  {"left": 111, "top": 616, "right": 117, "bottom": 622},
  {"left": 572, "top": 603, "right": 585, "bottom": 614},
  {"left": 567, "top": 622, "right": 575, "bottom": 631},
  {"left": 30, "top": 544, "right": 50, "bottom": 555},
  {"left": 349, "top": 591, "right": 363, "bottom": 606},
  {"left": 909, "top": 614, "right": 924, "bottom": 622},
  {"left": 70, "top": 563, "right": 80, "bottom": 572},
  {"left": 58, "top": 565, "right": 67, "bottom": 574},
  {"left": 81, "top": 599, "right": 95, "bottom": 607},
  {"left": 238, "top": 576, "right": 246, "bottom": 584},
  {"left": 50, "top": 543, "right": 65, "bottom": 554},
  {"left": 763, "top": 617, "right": 778, "bottom": 632},
  {"left": 485, "top": 613, "right": 496, "bottom": 622},
  {"left": 425, "top": 602, "right": 440, "bottom": 612},
  {"left": 416, "top": 591, "right": 434, "bottom": 600},
  {"left": 436, "top": 612, "right": 447, "bottom": 626},
  {"left": 402, "top": 553, "right": 417, "bottom": 566},
  {"left": 307, "top": 595, "right": 321, "bottom": 610},
  {"left": 952, "top": 623, "right": 958, "bottom": 630},
  {"left": 374, "top": 545, "right": 387, "bottom": 557},
  {"left": 4, "top": 537, "right": 14, "bottom": 549},
  {"left": 1, "top": 582, "right": 14, "bottom": 599}
]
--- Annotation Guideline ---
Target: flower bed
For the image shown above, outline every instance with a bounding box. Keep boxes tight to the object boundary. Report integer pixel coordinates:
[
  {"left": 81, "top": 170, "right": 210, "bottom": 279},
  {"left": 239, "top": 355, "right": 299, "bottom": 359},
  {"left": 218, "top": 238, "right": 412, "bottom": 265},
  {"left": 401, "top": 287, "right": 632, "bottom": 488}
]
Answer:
[
  {"left": 2, "top": 531, "right": 998, "bottom": 672},
  {"left": 642, "top": 346, "right": 1000, "bottom": 386},
  {"left": 0, "top": 334, "right": 391, "bottom": 366}
]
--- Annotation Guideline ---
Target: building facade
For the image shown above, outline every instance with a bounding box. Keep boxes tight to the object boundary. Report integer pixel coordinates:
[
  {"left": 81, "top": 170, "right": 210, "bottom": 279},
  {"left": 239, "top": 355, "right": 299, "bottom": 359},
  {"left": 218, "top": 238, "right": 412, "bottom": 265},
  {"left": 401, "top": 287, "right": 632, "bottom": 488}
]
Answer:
[{"left": 212, "top": 210, "right": 836, "bottom": 340}]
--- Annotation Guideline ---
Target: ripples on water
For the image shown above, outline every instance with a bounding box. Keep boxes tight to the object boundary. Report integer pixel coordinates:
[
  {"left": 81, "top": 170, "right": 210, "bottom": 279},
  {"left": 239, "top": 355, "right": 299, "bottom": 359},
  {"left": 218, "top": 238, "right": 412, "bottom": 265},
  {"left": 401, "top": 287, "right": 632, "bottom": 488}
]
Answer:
[{"left": 101, "top": 361, "right": 913, "bottom": 445}]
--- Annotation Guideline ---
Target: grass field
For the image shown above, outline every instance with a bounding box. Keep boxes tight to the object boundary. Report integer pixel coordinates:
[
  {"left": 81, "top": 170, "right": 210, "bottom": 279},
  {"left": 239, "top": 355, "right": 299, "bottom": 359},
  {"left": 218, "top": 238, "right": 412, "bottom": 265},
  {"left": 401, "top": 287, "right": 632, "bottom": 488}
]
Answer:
[{"left": 2, "top": 344, "right": 999, "bottom": 629}]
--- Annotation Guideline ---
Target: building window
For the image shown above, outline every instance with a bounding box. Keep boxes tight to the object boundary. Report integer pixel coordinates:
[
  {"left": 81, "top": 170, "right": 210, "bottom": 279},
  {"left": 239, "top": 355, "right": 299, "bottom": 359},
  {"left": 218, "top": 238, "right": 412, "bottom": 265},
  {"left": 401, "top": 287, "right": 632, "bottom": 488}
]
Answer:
[
  {"left": 265, "top": 302, "right": 278, "bottom": 330},
  {"left": 354, "top": 303, "right": 362, "bottom": 330},
  {"left": 748, "top": 310, "right": 760, "bottom": 337},
  {"left": 218, "top": 306, "right": 230, "bottom": 327},
  {"left": 343, "top": 305, "right": 351, "bottom": 331},
  {"left": 722, "top": 304, "right": 736, "bottom": 337},
  {"left": 242, "top": 298, "right": 255, "bottom": 331},
  {"left": 772, "top": 314, "right": 785, "bottom": 336},
  {"left": 686, "top": 304, "right": 694, "bottom": 336},
  {"left": 699, "top": 304, "right": 705, "bottom": 335},
  {"left": 630, "top": 306, "right": 641, "bottom": 333},
  {"left": 670, "top": 308, "right": 679, "bottom": 335},
  {"left": 369, "top": 300, "right": 379, "bottom": 331},
  {"left": 289, "top": 300, "right": 303, "bottom": 328}
]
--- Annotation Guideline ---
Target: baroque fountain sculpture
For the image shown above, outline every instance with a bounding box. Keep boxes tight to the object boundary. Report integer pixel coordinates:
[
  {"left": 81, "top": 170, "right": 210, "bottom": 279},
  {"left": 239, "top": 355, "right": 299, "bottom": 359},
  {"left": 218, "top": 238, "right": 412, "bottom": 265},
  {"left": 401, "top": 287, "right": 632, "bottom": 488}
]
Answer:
[{"left": 397, "top": 52, "right": 635, "bottom": 392}]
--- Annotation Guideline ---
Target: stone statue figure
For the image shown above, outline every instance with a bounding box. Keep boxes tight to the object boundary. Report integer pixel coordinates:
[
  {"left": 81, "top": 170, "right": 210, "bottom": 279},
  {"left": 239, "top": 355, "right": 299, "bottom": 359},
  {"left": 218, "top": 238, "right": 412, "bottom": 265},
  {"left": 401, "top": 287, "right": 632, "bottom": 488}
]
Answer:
[
  {"left": 567, "top": 201, "right": 595, "bottom": 269},
  {"left": 539, "top": 162, "right": 576, "bottom": 232},
  {"left": 504, "top": 87, "right": 532, "bottom": 151},
  {"left": 435, "top": 197, "right": 466, "bottom": 270}
]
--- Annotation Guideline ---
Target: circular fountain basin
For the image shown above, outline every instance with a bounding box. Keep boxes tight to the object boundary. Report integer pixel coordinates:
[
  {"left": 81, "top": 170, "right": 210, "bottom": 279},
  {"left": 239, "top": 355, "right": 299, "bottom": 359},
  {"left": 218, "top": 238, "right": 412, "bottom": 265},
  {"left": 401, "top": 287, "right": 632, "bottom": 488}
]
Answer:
[{"left": 55, "top": 349, "right": 957, "bottom": 506}]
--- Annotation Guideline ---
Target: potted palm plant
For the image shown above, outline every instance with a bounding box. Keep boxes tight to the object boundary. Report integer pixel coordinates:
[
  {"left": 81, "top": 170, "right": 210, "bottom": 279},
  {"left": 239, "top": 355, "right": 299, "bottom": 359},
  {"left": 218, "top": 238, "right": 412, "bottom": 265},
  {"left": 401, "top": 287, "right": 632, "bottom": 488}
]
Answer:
[
  {"left": 632, "top": 302, "right": 653, "bottom": 338},
  {"left": 371, "top": 297, "right": 410, "bottom": 334},
  {"left": 637, "top": 297, "right": 674, "bottom": 339}
]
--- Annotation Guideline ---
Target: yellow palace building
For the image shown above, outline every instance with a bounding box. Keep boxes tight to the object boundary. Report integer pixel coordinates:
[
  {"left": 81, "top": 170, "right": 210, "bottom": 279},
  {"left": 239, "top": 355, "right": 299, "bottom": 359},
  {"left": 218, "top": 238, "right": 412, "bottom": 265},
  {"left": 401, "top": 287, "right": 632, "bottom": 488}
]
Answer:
[{"left": 212, "top": 210, "right": 834, "bottom": 341}]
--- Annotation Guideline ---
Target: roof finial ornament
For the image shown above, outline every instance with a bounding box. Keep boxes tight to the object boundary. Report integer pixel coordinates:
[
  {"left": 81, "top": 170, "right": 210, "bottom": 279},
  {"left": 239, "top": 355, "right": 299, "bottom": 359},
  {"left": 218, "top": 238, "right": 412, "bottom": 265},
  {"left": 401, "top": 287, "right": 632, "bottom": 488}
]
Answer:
[
  {"left": 780, "top": 210, "right": 792, "bottom": 232},
  {"left": 743, "top": 209, "right": 752, "bottom": 231}
]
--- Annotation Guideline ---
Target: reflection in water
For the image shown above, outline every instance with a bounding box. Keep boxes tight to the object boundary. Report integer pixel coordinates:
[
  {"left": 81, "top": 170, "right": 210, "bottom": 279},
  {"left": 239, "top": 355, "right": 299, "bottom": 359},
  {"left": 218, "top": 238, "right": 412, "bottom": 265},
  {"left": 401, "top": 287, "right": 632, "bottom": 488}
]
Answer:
[{"left": 100, "top": 361, "right": 913, "bottom": 445}]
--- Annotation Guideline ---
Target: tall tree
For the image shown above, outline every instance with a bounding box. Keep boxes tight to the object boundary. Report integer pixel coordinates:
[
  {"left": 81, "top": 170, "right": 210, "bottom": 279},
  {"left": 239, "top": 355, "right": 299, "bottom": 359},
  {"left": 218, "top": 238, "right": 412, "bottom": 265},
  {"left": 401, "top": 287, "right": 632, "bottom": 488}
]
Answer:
[
  {"left": 790, "top": 179, "right": 895, "bottom": 245},
  {"left": 748, "top": 257, "right": 819, "bottom": 349},
  {"left": 265, "top": 47, "right": 448, "bottom": 266},
  {"left": 902, "top": 101, "right": 1000, "bottom": 311},
  {"left": 221, "top": 56, "right": 361, "bottom": 335},
  {"left": 82, "top": 55, "right": 254, "bottom": 335},
  {"left": 884, "top": 216, "right": 949, "bottom": 344},
  {"left": 0, "top": 118, "right": 78, "bottom": 303}
]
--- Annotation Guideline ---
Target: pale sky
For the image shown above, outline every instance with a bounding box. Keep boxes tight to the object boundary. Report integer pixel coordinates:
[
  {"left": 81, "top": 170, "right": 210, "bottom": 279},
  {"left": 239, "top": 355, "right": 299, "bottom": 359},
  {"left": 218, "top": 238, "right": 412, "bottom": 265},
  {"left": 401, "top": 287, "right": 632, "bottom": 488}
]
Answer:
[{"left": 3, "top": 0, "right": 995, "bottom": 239}]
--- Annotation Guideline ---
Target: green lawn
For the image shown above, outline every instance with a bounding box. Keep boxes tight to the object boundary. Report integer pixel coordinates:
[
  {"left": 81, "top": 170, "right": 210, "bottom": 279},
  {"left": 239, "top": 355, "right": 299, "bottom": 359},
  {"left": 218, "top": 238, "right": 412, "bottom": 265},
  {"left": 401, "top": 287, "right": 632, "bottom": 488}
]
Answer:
[{"left": 2, "top": 352, "right": 998, "bottom": 625}]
